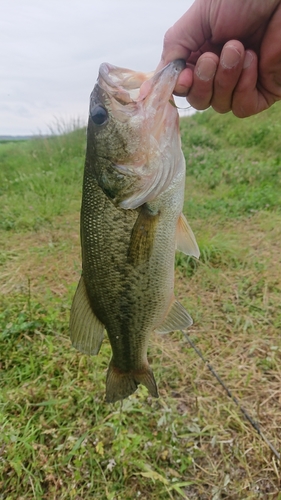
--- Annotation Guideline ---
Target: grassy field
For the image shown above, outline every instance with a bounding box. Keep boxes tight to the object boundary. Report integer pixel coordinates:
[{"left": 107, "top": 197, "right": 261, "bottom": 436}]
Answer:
[{"left": 1, "top": 106, "right": 281, "bottom": 499}]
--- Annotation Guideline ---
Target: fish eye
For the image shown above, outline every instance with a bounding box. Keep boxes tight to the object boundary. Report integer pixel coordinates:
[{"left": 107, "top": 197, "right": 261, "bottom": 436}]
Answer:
[{"left": 90, "top": 105, "right": 108, "bottom": 126}]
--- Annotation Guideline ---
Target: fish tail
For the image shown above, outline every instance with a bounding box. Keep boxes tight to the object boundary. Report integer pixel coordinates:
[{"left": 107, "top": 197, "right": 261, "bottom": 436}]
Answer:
[{"left": 106, "top": 361, "right": 159, "bottom": 403}]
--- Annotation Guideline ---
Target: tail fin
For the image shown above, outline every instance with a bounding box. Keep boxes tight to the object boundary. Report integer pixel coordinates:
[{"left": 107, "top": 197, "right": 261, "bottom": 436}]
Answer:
[{"left": 106, "top": 360, "right": 159, "bottom": 403}]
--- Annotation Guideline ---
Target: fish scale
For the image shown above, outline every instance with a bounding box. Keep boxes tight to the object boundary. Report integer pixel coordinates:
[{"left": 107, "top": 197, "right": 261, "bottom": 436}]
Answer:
[{"left": 70, "top": 60, "right": 200, "bottom": 402}]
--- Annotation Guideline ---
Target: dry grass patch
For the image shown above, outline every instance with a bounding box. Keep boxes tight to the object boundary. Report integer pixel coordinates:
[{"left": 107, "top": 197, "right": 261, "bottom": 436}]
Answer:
[{"left": 0, "top": 213, "right": 81, "bottom": 297}]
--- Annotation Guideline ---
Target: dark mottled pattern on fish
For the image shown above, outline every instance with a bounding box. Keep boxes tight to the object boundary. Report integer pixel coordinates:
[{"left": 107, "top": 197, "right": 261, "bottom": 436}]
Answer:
[
  {"left": 81, "top": 166, "right": 170, "bottom": 372},
  {"left": 70, "top": 60, "right": 199, "bottom": 402}
]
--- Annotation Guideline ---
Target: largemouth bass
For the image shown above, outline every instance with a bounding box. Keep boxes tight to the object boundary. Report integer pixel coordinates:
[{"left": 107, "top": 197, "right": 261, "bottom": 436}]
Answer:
[{"left": 70, "top": 59, "right": 199, "bottom": 403}]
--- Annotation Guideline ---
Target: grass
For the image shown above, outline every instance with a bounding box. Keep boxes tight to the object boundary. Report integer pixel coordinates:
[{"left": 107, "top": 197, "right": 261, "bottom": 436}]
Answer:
[
  {"left": 0, "top": 125, "right": 85, "bottom": 231},
  {"left": 1, "top": 107, "right": 281, "bottom": 499}
]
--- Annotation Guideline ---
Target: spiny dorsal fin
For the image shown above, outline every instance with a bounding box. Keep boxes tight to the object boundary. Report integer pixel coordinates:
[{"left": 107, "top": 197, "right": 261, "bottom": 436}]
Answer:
[
  {"left": 176, "top": 213, "right": 200, "bottom": 258},
  {"left": 155, "top": 299, "right": 193, "bottom": 334},
  {"left": 69, "top": 275, "right": 104, "bottom": 355}
]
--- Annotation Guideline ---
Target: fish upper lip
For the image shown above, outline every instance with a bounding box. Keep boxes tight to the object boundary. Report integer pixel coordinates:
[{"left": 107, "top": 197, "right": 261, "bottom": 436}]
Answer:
[
  {"left": 147, "top": 59, "right": 186, "bottom": 89},
  {"left": 159, "top": 59, "right": 186, "bottom": 75},
  {"left": 135, "top": 59, "right": 186, "bottom": 108}
]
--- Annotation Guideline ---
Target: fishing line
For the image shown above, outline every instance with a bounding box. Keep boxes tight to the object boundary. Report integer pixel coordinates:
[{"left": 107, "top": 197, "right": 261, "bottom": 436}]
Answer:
[{"left": 181, "top": 329, "right": 280, "bottom": 462}]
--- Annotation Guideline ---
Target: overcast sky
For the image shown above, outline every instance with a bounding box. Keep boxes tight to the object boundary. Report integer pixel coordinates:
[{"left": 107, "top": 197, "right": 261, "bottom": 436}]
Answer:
[{"left": 1, "top": 0, "right": 194, "bottom": 136}]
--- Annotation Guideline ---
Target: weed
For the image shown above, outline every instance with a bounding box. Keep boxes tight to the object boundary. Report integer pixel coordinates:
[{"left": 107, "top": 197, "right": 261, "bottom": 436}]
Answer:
[
  {"left": 0, "top": 126, "right": 86, "bottom": 231},
  {"left": 1, "top": 109, "right": 281, "bottom": 498}
]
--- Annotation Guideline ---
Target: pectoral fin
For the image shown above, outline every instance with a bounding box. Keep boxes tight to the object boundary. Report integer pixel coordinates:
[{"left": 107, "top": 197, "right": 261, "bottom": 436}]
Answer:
[
  {"left": 155, "top": 299, "right": 193, "bottom": 334},
  {"left": 176, "top": 213, "right": 200, "bottom": 258},
  {"left": 127, "top": 205, "right": 159, "bottom": 266},
  {"left": 69, "top": 275, "right": 104, "bottom": 355}
]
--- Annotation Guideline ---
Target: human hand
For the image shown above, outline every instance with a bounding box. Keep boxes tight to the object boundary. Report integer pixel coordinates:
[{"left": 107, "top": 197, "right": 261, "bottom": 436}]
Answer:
[{"left": 158, "top": 0, "right": 281, "bottom": 117}]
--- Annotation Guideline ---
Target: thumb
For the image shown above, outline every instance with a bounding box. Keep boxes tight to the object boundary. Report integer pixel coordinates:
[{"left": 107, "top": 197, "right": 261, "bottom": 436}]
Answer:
[{"left": 157, "top": 1, "right": 209, "bottom": 70}]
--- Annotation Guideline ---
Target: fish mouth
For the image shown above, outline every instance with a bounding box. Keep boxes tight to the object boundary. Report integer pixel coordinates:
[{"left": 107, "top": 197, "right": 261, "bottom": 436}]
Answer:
[
  {"left": 98, "top": 59, "right": 186, "bottom": 106},
  {"left": 98, "top": 63, "right": 151, "bottom": 104}
]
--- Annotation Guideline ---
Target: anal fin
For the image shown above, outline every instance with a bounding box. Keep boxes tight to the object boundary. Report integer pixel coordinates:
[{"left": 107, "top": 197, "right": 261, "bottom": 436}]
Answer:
[
  {"left": 155, "top": 299, "right": 193, "bottom": 334},
  {"left": 69, "top": 275, "right": 104, "bottom": 355}
]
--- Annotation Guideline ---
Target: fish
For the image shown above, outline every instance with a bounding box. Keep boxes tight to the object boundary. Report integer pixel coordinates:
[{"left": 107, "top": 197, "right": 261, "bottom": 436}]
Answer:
[{"left": 69, "top": 59, "right": 200, "bottom": 403}]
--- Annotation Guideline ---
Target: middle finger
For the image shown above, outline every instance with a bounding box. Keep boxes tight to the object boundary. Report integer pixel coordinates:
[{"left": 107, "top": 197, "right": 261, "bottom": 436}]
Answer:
[{"left": 211, "top": 41, "right": 245, "bottom": 113}]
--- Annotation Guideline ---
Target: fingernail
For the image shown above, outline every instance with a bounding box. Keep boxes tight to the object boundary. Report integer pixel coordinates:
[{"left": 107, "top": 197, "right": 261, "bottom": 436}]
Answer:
[
  {"left": 195, "top": 58, "right": 217, "bottom": 81},
  {"left": 221, "top": 45, "right": 241, "bottom": 69},
  {"left": 243, "top": 50, "right": 253, "bottom": 69}
]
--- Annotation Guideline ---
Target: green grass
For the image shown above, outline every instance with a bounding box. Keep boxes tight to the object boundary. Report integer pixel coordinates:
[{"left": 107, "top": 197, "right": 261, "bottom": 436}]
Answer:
[
  {"left": 1, "top": 109, "right": 281, "bottom": 499},
  {"left": 181, "top": 107, "right": 281, "bottom": 218},
  {"left": 0, "top": 127, "right": 85, "bottom": 231}
]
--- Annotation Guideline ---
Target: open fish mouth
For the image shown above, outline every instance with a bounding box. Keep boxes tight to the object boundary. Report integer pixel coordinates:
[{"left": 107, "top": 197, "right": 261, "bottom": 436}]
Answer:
[{"left": 98, "top": 59, "right": 186, "bottom": 107}]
